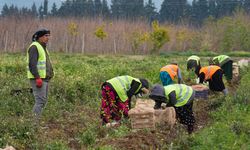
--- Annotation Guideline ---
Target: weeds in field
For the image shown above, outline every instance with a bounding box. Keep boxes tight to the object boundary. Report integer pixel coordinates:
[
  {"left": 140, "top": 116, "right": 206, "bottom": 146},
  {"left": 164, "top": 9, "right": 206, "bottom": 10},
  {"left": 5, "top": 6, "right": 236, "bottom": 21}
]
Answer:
[{"left": 0, "top": 53, "right": 249, "bottom": 149}]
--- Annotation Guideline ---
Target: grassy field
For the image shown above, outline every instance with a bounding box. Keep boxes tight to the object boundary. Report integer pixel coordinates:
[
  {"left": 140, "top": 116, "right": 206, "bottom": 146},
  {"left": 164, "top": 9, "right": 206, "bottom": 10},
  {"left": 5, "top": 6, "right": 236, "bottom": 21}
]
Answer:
[{"left": 0, "top": 53, "right": 249, "bottom": 149}]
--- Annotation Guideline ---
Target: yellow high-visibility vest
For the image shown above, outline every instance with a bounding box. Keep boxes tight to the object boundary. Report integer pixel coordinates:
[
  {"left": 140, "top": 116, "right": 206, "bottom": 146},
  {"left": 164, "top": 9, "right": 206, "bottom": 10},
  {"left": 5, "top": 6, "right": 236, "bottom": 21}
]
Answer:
[
  {"left": 27, "top": 42, "right": 46, "bottom": 78},
  {"left": 107, "top": 75, "right": 141, "bottom": 102},
  {"left": 164, "top": 84, "right": 193, "bottom": 107}
]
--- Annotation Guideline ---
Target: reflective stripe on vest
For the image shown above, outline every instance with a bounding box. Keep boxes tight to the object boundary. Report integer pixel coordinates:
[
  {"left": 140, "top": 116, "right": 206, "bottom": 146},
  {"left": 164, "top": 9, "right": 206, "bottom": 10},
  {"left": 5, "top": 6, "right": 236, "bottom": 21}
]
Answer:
[
  {"left": 199, "top": 66, "right": 221, "bottom": 80},
  {"left": 213, "top": 55, "right": 229, "bottom": 64},
  {"left": 187, "top": 55, "right": 200, "bottom": 64},
  {"left": 213, "top": 55, "right": 230, "bottom": 66},
  {"left": 107, "top": 75, "right": 141, "bottom": 102},
  {"left": 164, "top": 84, "right": 193, "bottom": 107},
  {"left": 117, "top": 75, "right": 130, "bottom": 91},
  {"left": 27, "top": 42, "right": 46, "bottom": 78},
  {"left": 160, "top": 65, "right": 178, "bottom": 80}
]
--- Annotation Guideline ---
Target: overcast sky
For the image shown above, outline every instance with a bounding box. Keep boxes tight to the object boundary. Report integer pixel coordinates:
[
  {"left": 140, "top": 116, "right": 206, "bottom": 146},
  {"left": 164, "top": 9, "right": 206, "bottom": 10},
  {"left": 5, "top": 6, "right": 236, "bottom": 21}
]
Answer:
[{"left": 0, "top": 0, "right": 165, "bottom": 12}]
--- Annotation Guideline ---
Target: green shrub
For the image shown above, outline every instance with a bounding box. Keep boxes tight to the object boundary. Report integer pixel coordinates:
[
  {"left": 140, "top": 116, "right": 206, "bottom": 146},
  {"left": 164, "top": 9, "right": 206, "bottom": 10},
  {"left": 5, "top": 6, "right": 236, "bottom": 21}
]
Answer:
[
  {"left": 94, "top": 145, "right": 114, "bottom": 150},
  {"left": 149, "top": 21, "right": 170, "bottom": 54},
  {"left": 94, "top": 25, "right": 107, "bottom": 40},
  {"left": 45, "top": 140, "right": 69, "bottom": 150},
  {"left": 234, "top": 68, "right": 250, "bottom": 105},
  {"left": 0, "top": 118, "right": 35, "bottom": 149},
  {"left": 130, "top": 31, "right": 149, "bottom": 54},
  {"left": 78, "top": 126, "right": 97, "bottom": 147},
  {"left": 108, "top": 124, "right": 130, "bottom": 138},
  {"left": 218, "top": 17, "right": 250, "bottom": 51}
]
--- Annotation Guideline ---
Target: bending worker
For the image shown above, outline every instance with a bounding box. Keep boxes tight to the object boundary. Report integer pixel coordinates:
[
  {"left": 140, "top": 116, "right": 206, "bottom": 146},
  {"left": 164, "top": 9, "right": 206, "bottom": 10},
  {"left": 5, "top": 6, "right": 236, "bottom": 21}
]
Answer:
[
  {"left": 198, "top": 65, "right": 228, "bottom": 95},
  {"left": 187, "top": 55, "right": 201, "bottom": 75},
  {"left": 100, "top": 75, "right": 149, "bottom": 127},
  {"left": 210, "top": 55, "right": 233, "bottom": 82},
  {"left": 149, "top": 84, "right": 196, "bottom": 134},
  {"left": 187, "top": 55, "right": 201, "bottom": 71},
  {"left": 160, "top": 63, "right": 182, "bottom": 86}
]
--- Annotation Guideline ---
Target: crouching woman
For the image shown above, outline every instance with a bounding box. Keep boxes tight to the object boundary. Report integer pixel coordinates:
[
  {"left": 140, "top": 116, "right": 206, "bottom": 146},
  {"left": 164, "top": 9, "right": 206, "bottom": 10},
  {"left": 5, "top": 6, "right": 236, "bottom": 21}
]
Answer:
[
  {"left": 100, "top": 75, "right": 149, "bottom": 127},
  {"left": 149, "top": 84, "right": 195, "bottom": 134}
]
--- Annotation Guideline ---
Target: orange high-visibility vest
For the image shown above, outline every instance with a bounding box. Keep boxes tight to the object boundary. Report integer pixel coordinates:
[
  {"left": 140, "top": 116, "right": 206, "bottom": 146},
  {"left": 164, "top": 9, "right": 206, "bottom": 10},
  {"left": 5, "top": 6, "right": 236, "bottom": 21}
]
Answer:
[
  {"left": 160, "top": 65, "right": 178, "bottom": 80},
  {"left": 199, "top": 65, "right": 221, "bottom": 80}
]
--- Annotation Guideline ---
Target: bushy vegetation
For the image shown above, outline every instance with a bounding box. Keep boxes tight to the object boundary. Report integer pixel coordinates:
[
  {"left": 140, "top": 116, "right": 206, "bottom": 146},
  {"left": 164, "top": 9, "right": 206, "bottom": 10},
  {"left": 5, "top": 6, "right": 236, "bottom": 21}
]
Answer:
[
  {"left": 1, "top": 11, "right": 250, "bottom": 54},
  {"left": 149, "top": 21, "right": 170, "bottom": 53}
]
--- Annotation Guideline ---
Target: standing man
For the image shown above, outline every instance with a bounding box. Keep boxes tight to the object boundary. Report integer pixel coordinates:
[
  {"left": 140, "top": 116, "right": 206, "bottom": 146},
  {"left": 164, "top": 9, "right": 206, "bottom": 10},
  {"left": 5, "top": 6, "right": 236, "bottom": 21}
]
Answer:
[
  {"left": 160, "top": 63, "right": 182, "bottom": 86},
  {"left": 27, "top": 29, "right": 54, "bottom": 125}
]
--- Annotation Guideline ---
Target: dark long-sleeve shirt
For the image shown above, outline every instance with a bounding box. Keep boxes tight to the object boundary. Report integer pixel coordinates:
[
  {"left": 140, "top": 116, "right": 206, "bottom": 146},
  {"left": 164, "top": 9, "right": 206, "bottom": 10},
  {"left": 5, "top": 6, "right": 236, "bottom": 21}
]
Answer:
[
  {"left": 28, "top": 42, "right": 54, "bottom": 80},
  {"left": 28, "top": 45, "right": 39, "bottom": 79},
  {"left": 127, "top": 79, "right": 142, "bottom": 98},
  {"left": 199, "top": 72, "right": 206, "bottom": 83},
  {"left": 154, "top": 91, "right": 176, "bottom": 109},
  {"left": 167, "top": 91, "right": 177, "bottom": 106}
]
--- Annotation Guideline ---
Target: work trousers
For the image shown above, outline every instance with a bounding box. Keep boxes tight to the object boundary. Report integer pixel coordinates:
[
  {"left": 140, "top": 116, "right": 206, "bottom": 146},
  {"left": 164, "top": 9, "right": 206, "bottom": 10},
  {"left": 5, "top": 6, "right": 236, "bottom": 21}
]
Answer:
[{"left": 30, "top": 80, "right": 49, "bottom": 117}]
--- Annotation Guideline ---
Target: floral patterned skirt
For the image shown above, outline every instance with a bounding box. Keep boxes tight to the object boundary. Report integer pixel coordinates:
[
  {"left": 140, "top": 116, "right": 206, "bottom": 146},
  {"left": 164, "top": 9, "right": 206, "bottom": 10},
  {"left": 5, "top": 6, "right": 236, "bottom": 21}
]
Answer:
[
  {"left": 174, "top": 102, "right": 195, "bottom": 127},
  {"left": 100, "top": 84, "right": 129, "bottom": 124}
]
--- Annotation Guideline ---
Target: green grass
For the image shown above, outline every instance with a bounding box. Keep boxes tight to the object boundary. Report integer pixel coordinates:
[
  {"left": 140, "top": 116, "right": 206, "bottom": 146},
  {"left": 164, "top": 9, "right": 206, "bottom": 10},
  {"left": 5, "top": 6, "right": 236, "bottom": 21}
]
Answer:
[
  {"left": 174, "top": 67, "right": 250, "bottom": 150},
  {"left": 0, "top": 52, "right": 249, "bottom": 149}
]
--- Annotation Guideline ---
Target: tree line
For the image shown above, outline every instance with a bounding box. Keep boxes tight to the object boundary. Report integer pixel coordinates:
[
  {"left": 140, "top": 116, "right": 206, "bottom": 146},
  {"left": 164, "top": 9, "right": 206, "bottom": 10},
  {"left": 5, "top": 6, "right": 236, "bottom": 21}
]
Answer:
[{"left": 1, "top": 0, "right": 250, "bottom": 24}]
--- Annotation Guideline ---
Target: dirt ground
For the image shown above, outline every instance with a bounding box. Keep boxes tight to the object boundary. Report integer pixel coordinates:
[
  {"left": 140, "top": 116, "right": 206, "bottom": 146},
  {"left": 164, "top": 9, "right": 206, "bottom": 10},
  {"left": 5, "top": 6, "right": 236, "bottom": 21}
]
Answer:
[
  {"left": 36, "top": 84, "right": 237, "bottom": 150},
  {"left": 34, "top": 96, "right": 219, "bottom": 150},
  {"left": 97, "top": 83, "right": 239, "bottom": 149},
  {"left": 35, "top": 106, "right": 96, "bottom": 150},
  {"left": 98, "top": 98, "right": 211, "bottom": 149}
]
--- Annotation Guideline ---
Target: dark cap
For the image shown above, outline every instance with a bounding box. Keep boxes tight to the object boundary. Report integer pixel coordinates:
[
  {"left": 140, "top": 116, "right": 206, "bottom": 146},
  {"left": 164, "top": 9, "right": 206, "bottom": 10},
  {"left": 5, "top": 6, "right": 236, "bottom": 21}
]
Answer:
[
  {"left": 139, "top": 78, "right": 149, "bottom": 89},
  {"left": 32, "top": 29, "right": 50, "bottom": 41},
  {"left": 149, "top": 84, "right": 165, "bottom": 102},
  {"left": 149, "top": 84, "right": 165, "bottom": 98}
]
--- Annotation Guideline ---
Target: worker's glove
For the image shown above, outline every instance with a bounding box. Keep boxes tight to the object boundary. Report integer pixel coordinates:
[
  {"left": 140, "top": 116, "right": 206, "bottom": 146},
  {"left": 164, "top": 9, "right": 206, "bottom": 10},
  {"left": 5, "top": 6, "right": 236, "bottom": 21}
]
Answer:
[
  {"left": 135, "top": 93, "right": 142, "bottom": 98},
  {"left": 36, "top": 78, "right": 43, "bottom": 88},
  {"left": 196, "top": 78, "right": 200, "bottom": 84}
]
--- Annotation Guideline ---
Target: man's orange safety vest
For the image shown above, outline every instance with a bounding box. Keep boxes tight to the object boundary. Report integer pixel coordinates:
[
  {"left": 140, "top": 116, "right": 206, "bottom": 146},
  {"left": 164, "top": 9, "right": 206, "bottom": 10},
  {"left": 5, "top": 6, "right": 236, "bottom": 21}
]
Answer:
[{"left": 199, "top": 65, "right": 221, "bottom": 80}]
